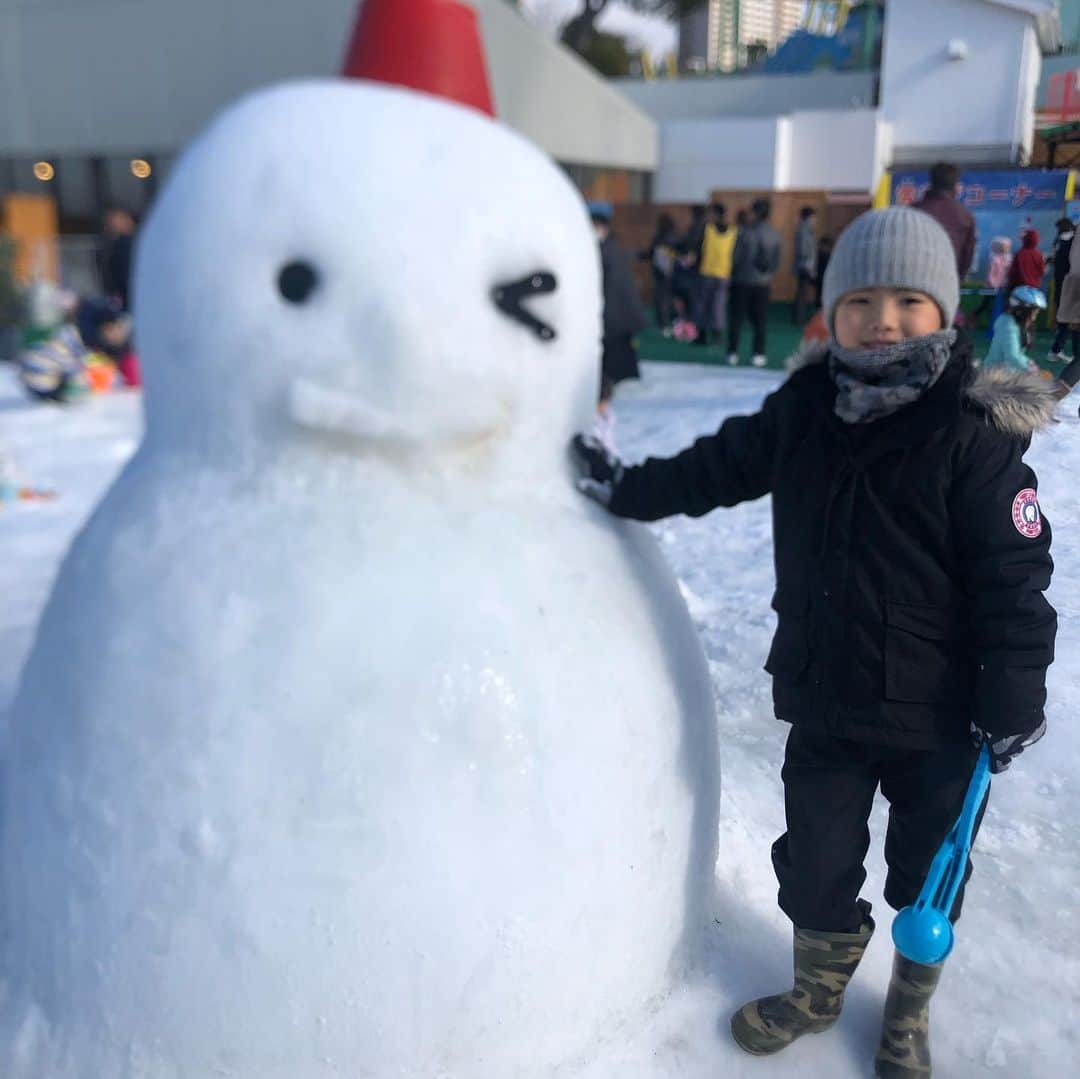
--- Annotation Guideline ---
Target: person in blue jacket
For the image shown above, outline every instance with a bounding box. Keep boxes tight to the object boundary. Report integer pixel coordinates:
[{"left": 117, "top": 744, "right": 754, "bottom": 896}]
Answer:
[{"left": 983, "top": 286, "right": 1046, "bottom": 374}]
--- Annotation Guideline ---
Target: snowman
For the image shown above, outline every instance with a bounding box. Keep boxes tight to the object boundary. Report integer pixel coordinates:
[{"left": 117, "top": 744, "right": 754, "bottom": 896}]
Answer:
[{"left": 0, "top": 1, "right": 719, "bottom": 1075}]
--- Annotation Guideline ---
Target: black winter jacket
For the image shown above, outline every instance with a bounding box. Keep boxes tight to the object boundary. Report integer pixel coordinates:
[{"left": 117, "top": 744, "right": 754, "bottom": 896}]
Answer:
[
  {"left": 599, "top": 235, "right": 647, "bottom": 340},
  {"left": 609, "top": 344, "right": 1058, "bottom": 750},
  {"left": 731, "top": 221, "right": 782, "bottom": 287}
]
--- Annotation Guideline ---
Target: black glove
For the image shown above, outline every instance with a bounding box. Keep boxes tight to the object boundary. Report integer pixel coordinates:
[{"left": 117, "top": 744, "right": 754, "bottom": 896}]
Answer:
[
  {"left": 971, "top": 718, "right": 1046, "bottom": 774},
  {"left": 570, "top": 434, "right": 624, "bottom": 507}
]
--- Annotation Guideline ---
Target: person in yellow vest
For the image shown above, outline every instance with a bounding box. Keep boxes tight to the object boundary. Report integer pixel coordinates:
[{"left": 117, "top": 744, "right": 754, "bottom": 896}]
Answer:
[{"left": 693, "top": 202, "right": 738, "bottom": 346}]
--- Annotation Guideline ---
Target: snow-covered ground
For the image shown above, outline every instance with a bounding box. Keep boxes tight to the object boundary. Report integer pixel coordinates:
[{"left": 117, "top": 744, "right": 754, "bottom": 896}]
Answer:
[{"left": 1, "top": 361, "right": 1077, "bottom": 1077}]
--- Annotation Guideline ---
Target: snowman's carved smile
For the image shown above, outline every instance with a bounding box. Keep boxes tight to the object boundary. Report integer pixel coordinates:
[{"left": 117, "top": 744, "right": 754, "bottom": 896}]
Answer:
[{"left": 289, "top": 377, "right": 510, "bottom": 450}]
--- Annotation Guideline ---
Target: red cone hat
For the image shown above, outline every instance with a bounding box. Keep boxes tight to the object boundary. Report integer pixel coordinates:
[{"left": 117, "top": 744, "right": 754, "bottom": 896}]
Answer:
[{"left": 342, "top": 0, "right": 496, "bottom": 117}]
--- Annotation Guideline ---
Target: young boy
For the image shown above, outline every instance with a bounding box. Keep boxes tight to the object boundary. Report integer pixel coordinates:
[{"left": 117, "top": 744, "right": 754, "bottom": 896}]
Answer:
[{"left": 573, "top": 208, "right": 1057, "bottom": 1078}]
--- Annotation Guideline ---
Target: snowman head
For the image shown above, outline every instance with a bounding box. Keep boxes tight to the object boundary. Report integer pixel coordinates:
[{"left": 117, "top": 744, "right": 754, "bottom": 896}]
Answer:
[{"left": 135, "top": 2, "right": 600, "bottom": 482}]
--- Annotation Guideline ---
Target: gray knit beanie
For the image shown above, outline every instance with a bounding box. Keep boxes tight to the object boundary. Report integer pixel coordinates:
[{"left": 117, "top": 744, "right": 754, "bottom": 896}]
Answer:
[{"left": 822, "top": 208, "right": 960, "bottom": 331}]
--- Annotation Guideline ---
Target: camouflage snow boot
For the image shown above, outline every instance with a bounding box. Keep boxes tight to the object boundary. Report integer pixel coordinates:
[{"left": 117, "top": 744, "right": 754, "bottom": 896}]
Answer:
[
  {"left": 730, "top": 902, "right": 875, "bottom": 1056},
  {"left": 874, "top": 950, "right": 943, "bottom": 1078}
]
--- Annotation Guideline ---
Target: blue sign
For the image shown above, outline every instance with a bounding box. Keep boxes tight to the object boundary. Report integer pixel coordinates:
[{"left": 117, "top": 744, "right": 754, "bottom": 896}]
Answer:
[{"left": 890, "top": 170, "right": 1073, "bottom": 284}]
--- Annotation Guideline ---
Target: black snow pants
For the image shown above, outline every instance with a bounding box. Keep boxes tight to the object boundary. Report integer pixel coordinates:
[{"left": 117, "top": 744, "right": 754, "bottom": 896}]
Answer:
[
  {"left": 728, "top": 283, "right": 770, "bottom": 357},
  {"left": 1060, "top": 355, "right": 1080, "bottom": 389},
  {"left": 772, "top": 727, "right": 986, "bottom": 934}
]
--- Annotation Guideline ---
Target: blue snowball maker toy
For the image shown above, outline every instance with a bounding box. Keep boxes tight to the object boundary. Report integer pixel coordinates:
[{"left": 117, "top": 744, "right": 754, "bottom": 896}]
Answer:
[{"left": 892, "top": 744, "right": 992, "bottom": 965}]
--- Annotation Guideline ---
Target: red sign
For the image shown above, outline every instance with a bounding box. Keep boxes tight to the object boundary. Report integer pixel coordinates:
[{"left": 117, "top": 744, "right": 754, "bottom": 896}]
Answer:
[{"left": 1044, "top": 70, "right": 1080, "bottom": 122}]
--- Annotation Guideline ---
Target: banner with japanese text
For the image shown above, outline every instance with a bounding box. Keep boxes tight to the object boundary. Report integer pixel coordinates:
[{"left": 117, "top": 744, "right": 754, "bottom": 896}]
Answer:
[{"left": 890, "top": 170, "right": 1075, "bottom": 286}]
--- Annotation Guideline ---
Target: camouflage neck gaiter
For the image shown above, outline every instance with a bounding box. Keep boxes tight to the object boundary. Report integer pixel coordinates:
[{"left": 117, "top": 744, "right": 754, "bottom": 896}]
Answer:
[{"left": 827, "top": 329, "right": 956, "bottom": 425}]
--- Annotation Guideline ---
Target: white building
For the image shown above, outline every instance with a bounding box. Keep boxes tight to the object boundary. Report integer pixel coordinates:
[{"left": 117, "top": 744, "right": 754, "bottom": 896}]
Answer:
[
  {"left": 625, "top": 0, "right": 1060, "bottom": 201},
  {"left": 681, "top": 0, "right": 805, "bottom": 72},
  {"left": 880, "top": 0, "right": 1056, "bottom": 166},
  {"left": 0, "top": 0, "right": 658, "bottom": 226}
]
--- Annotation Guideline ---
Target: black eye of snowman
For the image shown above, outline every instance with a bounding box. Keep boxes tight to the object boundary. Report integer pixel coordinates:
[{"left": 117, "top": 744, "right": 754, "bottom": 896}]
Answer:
[
  {"left": 277, "top": 260, "right": 320, "bottom": 305},
  {"left": 491, "top": 270, "right": 558, "bottom": 342}
]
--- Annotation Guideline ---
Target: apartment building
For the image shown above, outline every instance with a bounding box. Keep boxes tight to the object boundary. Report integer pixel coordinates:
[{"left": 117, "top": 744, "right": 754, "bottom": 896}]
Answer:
[{"left": 680, "top": 0, "right": 805, "bottom": 71}]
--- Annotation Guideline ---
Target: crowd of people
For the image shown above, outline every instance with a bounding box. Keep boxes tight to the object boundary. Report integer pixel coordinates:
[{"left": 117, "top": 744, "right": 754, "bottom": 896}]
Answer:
[
  {"left": 641, "top": 196, "right": 826, "bottom": 365},
  {"left": 6, "top": 208, "right": 140, "bottom": 405},
  {"left": 586, "top": 193, "right": 833, "bottom": 458},
  {"left": 921, "top": 163, "right": 1080, "bottom": 406},
  {"left": 16, "top": 177, "right": 1080, "bottom": 424},
  {"left": 588, "top": 161, "right": 1080, "bottom": 433}
]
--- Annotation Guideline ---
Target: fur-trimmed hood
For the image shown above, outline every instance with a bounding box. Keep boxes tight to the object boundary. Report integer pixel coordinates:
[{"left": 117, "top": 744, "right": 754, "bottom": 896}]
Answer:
[{"left": 787, "top": 341, "right": 1059, "bottom": 438}]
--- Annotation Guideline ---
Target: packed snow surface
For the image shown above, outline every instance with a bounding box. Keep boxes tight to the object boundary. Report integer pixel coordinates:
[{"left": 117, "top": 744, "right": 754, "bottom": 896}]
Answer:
[{"left": 3, "top": 361, "right": 1077, "bottom": 1077}]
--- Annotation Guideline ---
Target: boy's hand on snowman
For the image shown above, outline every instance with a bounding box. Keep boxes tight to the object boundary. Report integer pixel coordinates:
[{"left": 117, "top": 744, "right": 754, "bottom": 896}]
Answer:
[
  {"left": 971, "top": 719, "right": 1046, "bottom": 774},
  {"left": 570, "top": 434, "right": 624, "bottom": 508}
]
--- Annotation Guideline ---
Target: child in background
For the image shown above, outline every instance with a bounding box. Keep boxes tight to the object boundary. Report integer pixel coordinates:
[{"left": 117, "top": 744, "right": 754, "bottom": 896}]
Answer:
[
  {"left": 644, "top": 213, "right": 679, "bottom": 335},
  {"left": 984, "top": 286, "right": 1046, "bottom": 374},
  {"left": 572, "top": 207, "right": 1057, "bottom": 1079},
  {"left": 672, "top": 205, "right": 707, "bottom": 324},
  {"left": 78, "top": 297, "right": 140, "bottom": 387},
  {"left": 973, "top": 236, "right": 1012, "bottom": 330},
  {"left": 18, "top": 289, "right": 92, "bottom": 403},
  {"left": 18, "top": 324, "right": 89, "bottom": 403},
  {"left": 1008, "top": 228, "right": 1045, "bottom": 291}
]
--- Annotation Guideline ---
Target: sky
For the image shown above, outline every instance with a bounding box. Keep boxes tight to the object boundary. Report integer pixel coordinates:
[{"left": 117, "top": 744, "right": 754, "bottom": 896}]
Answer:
[{"left": 519, "top": 0, "right": 680, "bottom": 58}]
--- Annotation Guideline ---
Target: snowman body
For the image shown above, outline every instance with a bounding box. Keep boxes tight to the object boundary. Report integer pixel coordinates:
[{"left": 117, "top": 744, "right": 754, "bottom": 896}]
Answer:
[{"left": 1, "top": 81, "right": 718, "bottom": 1077}]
